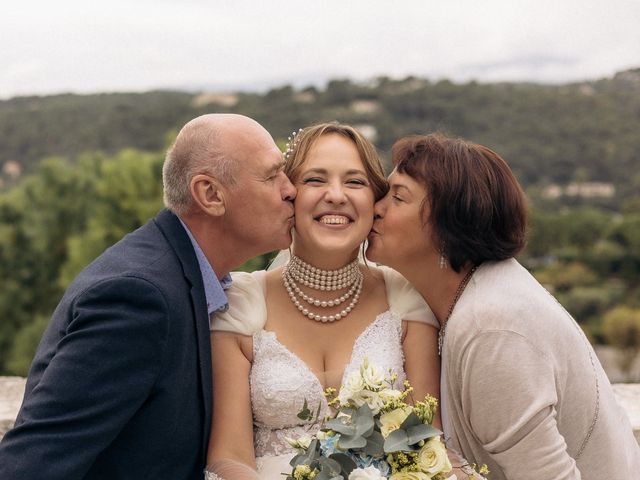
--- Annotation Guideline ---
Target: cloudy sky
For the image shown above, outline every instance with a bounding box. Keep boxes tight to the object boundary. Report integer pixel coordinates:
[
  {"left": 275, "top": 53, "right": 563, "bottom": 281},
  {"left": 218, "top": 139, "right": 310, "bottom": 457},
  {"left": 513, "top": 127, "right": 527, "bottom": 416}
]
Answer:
[{"left": 2, "top": 0, "right": 639, "bottom": 98}]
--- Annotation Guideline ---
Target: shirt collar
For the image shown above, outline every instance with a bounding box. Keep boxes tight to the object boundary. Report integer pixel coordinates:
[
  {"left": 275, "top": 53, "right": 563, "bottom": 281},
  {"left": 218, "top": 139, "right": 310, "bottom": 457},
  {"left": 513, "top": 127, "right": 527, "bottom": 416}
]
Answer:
[{"left": 178, "top": 219, "right": 231, "bottom": 315}]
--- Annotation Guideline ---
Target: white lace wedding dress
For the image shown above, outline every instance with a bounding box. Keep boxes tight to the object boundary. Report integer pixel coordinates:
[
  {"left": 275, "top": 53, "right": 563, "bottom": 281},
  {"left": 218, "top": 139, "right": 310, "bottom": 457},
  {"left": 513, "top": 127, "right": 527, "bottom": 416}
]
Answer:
[{"left": 210, "top": 266, "right": 437, "bottom": 479}]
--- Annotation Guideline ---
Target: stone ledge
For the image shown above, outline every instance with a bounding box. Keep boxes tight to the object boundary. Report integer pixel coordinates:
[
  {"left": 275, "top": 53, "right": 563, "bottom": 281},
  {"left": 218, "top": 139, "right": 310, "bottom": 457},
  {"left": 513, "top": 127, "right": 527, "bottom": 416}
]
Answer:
[
  {"left": 1, "top": 377, "right": 640, "bottom": 443},
  {"left": 0, "top": 377, "right": 26, "bottom": 440},
  {"left": 612, "top": 383, "right": 640, "bottom": 444}
]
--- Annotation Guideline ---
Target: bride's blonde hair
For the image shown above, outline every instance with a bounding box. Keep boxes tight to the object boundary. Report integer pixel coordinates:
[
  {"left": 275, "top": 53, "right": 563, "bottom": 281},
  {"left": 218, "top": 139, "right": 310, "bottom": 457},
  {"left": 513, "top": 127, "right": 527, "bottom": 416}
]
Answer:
[{"left": 283, "top": 121, "right": 389, "bottom": 201}]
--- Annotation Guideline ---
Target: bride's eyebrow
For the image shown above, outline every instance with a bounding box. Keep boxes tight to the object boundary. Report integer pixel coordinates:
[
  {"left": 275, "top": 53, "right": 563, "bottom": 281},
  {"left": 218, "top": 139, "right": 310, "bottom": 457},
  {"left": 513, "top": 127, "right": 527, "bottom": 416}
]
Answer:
[
  {"left": 301, "top": 168, "right": 367, "bottom": 176},
  {"left": 301, "top": 168, "right": 328, "bottom": 175}
]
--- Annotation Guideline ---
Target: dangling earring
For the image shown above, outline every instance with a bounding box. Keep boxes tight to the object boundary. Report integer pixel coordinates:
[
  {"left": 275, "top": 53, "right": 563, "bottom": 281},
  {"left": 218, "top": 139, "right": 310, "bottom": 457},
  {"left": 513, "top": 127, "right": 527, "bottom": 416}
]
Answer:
[{"left": 438, "top": 243, "right": 447, "bottom": 269}]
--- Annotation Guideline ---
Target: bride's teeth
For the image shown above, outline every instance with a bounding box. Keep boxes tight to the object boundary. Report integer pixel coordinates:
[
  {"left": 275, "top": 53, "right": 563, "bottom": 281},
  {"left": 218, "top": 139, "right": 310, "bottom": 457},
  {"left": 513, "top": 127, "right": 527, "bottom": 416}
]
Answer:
[{"left": 319, "top": 215, "right": 349, "bottom": 225}]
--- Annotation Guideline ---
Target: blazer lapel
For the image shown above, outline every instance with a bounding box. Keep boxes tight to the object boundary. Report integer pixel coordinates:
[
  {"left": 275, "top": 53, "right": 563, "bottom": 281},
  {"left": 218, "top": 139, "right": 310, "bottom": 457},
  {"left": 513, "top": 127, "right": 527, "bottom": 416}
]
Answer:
[{"left": 153, "top": 209, "right": 213, "bottom": 463}]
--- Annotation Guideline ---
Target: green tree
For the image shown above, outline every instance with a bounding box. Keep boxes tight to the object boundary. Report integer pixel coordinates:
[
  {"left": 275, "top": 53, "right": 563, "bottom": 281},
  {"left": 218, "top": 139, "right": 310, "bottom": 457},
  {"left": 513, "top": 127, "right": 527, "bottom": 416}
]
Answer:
[
  {"left": 60, "top": 149, "right": 164, "bottom": 285},
  {"left": 0, "top": 156, "right": 96, "bottom": 373}
]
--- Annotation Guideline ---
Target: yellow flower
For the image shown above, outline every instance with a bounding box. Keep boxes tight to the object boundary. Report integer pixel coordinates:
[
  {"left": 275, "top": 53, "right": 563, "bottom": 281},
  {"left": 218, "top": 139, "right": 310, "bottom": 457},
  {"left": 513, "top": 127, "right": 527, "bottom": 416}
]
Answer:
[
  {"left": 379, "top": 406, "right": 413, "bottom": 437},
  {"left": 389, "top": 472, "right": 430, "bottom": 480},
  {"left": 417, "top": 436, "right": 452, "bottom": 476},
  {"left": 293, "top": 464, "right": 318, "bottom": 479}
]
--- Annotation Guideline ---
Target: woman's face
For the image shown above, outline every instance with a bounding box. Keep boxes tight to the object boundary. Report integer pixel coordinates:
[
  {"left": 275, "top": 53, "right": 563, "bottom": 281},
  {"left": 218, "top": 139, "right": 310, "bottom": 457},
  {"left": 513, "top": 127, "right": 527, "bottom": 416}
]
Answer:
[
  {"left": 292, "top": 133, "right": 375, "bottom": 258},
  {"left": 366, "top": 169, "right": 436, "bottom": 270}
]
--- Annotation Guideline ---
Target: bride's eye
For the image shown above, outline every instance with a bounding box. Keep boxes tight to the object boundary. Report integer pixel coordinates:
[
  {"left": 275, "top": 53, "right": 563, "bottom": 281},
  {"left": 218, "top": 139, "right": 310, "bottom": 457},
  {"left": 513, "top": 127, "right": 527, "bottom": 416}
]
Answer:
[
  {"left": 346, "top": 178, "right": 368, "bottom": 187},
  {"left": 303, "top": 177, "right": 324, "bottom": 184}
]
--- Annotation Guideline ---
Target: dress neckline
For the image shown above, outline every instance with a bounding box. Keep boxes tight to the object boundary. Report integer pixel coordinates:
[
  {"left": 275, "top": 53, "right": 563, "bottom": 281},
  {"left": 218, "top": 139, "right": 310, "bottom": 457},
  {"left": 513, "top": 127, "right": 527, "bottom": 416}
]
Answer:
[{"left": 257, "top": 310, "right": 396, "bottom": 394}]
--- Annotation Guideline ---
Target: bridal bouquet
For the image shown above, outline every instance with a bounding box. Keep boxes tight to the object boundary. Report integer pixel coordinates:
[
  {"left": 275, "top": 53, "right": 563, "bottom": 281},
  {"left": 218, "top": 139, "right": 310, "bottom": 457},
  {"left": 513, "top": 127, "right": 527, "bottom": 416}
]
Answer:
[{"left": 285, "top": 358, "right": 456, "bottom": 480}]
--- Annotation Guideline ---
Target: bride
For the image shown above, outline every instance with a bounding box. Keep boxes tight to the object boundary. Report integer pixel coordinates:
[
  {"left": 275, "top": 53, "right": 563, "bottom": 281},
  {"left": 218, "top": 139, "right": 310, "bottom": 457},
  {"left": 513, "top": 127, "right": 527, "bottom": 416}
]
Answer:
[{"left": 205, "top": 123, "right": 443, "bottom": 479}]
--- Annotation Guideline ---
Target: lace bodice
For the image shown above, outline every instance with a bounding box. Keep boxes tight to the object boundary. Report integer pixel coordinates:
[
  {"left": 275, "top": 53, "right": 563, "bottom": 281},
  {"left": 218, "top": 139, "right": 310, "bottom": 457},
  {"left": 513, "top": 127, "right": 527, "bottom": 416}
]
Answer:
[
  {"left": 250, "top": 310, "right": 406, "bottom": 457},
  {"left": 210, "top": 265, "right": 437, "bottom": 463}
]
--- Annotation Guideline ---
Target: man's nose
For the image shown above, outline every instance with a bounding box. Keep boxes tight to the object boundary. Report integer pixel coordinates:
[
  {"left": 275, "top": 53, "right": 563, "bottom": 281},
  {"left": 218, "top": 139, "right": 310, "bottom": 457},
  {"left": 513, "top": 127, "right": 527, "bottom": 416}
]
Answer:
[{"left": 282, "top": 175, "right": 296, "bottom": 201}]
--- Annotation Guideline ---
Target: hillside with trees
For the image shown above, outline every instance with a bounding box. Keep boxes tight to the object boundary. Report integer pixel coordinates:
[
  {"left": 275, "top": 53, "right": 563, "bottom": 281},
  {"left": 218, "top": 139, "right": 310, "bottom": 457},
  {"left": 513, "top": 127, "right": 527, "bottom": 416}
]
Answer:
[{"left": 0, "top": 70, "right": 639, "bottom": 377}]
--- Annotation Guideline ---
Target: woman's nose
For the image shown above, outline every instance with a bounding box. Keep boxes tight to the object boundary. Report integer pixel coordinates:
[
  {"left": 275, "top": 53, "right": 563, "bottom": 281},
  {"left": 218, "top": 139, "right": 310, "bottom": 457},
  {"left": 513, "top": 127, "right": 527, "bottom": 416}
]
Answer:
[
  {"left": 324, "top": 182, "right": 347, "bottom": 203},
  {"left": 373, "top": 198, "right": 385, "bottom": 218}
]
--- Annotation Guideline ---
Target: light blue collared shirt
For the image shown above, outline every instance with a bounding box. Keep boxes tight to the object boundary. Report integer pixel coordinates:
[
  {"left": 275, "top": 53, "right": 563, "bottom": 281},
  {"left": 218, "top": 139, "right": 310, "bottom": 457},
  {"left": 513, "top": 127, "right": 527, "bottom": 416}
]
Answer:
[{"left": 179, "top": 219, "right": 231, "bottom": 317}]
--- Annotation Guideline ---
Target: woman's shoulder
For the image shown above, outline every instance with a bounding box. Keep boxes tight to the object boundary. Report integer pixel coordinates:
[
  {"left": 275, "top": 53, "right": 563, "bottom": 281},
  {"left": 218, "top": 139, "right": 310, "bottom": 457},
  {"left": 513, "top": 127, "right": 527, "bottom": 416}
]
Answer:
[
  {"left": 370, "top": 264, "right": 438, "bottom": 328},
  {"left": 210, "top": 270, "right": 268, "bottom": 336}
]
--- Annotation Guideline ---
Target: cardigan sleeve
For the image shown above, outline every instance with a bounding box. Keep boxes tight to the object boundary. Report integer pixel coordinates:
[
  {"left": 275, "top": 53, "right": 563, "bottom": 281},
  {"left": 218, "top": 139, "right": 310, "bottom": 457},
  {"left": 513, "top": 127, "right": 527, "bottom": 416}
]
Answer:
[{"left": 459, "top": 330, "right": 581, "bottom": 479}]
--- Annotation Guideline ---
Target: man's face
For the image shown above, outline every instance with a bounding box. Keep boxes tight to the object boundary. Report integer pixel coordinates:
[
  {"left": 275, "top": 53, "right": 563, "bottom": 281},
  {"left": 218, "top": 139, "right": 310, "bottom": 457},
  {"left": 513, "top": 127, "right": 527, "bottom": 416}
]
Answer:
[{"left": 223, "top": 130, "right": 296, "bottom": 259}]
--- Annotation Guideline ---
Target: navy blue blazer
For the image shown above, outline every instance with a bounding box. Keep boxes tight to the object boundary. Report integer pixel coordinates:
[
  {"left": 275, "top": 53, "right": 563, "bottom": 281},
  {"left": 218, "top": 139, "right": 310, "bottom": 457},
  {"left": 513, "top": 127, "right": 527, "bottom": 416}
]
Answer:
[{"left": 0, "top": 209, "right": 213, "bottom": 479}]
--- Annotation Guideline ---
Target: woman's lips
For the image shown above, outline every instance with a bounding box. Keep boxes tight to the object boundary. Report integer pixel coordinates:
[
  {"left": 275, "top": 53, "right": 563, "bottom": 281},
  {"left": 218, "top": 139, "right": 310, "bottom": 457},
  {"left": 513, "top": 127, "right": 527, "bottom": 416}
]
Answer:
[{"left": 316, "top": 214, "right": 352, "bottom": 225}]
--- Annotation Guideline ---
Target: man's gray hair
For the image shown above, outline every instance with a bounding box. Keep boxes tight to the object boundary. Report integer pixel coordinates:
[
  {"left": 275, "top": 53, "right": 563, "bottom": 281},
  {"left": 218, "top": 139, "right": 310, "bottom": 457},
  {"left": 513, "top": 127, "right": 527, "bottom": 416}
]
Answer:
[{"left": 162, "top": 118, "right": 236, "bottom": 216}]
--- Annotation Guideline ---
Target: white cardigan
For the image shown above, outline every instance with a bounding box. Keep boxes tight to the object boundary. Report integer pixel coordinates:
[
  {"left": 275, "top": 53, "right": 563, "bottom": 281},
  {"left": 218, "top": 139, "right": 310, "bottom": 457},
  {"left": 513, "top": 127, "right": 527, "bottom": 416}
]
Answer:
[{"left": 441, "top": 258, "right": 640, "bottom": 479}]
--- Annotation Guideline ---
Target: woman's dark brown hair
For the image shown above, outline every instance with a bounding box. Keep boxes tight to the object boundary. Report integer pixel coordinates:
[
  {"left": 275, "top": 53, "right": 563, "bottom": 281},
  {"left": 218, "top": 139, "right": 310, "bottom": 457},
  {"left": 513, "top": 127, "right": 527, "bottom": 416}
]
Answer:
[{"left": 392, "top": 133, "right": 528, "bottom": 272}]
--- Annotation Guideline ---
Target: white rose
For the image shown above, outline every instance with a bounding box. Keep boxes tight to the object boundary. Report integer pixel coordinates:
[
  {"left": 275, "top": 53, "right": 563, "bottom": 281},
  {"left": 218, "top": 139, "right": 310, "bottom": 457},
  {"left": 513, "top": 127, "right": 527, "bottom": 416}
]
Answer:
[
  {"left": 338, "top": 370, "right": 366, "bottom": 404},
  {"left": 417, "top": 436, "right": 452, "bottom": 476},
  {"left": 284, "top": 434, "right": 312, "bottom": 451},
  {"left": 379, "top": 388, "right": 403, "bottom": 403},
  {"left": 350, "top": 389, "right": 385, "bottom": 415},
  {"left": 379, "top": 406, "right": 413, "bottom": 437},
  {"left": 349, "top": 466, "right": 385, "bottom": 479},
  {"left": 360, "top": 358, "right": 385, "bottom": 390}
]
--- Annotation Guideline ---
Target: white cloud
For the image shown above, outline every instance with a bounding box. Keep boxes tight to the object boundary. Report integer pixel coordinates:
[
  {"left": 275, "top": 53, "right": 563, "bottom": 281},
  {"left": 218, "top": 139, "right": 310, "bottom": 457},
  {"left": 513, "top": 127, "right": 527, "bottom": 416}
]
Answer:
[{"left": 0, "top": 0, "right": 638, "bottom": 97}]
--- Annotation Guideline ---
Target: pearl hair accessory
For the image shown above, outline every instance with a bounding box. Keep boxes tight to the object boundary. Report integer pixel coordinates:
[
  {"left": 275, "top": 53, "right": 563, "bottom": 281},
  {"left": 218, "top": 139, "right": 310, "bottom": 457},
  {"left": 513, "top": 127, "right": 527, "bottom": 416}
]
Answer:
[
  {"left": 283, "top": 255, "right": 363, "bottom": 323},
  {"left": 284, "top": 128, "right": 303, "bottom": 161}
]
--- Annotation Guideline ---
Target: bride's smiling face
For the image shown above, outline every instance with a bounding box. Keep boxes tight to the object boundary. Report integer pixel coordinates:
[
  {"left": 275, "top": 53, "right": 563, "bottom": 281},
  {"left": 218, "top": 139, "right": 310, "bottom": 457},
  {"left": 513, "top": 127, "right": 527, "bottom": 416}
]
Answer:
[{"left": 292, "top": 133, "right": 375, "bottom": 259}]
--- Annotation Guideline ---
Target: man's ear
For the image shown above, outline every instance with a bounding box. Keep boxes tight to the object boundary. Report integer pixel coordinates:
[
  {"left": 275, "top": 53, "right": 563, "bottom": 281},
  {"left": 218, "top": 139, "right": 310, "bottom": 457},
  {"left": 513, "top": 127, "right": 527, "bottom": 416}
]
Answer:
[{"left": 190, "top": 174, "right": 226, "bottom": 216}]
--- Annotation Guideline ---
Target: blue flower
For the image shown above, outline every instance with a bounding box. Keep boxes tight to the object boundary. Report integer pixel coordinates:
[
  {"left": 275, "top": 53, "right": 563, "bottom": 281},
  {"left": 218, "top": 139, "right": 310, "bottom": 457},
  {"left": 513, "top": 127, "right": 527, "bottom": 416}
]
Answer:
[{"left": 319, "top": 434, "right": 340, "bottom": 456}]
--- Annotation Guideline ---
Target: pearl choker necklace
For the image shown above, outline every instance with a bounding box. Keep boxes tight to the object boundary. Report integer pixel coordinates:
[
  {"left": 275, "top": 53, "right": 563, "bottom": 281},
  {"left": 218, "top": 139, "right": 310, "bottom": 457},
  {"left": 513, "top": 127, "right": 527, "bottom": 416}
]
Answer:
[{"left": 283, "top": 255, "right": 363, "bottom": 322}]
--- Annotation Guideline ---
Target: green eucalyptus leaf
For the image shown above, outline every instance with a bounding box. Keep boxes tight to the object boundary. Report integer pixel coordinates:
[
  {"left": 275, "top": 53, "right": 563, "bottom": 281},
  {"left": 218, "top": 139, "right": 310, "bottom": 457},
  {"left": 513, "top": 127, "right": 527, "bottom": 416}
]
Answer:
[
  {"left": 340, "top": 407, "right": 356, "bottom": 417},
  {"left": 354, "top": 403, "right": 375, "bottom": 437},
  {"left": 319, "top": 457, "right": 342, "bottom": 474},
  {"left": 289, "top": 439, "right": 320, "bottom": 467},
  {"left": 337, "top": 433, "right": 367, "bottom": 449},
  {"left": 363, "top": 430, "right": 385, "bottom": 457},
  {"left": 297, "top": 398, "right": 312, "bottom": 421},
  {"left": 383, "top": 429, "right": 411, "bottom": 452},
  {"left": 329, "top": 453, "right": 357, "bottom": 476},
  {"left": 406, "top": 424, "right": 442, "bottom": 445},
  {"left": 326, "top": 417, "right": 356, "bottom": 436},
  {"left": 399, "top": 411, "right": 422, "bottom": 429}
]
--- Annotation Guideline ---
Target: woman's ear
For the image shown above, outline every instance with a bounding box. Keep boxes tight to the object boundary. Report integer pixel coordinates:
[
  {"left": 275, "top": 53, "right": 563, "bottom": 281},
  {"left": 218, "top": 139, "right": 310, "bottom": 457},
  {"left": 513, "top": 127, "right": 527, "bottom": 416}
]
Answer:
[{"left": 190, "top": 174, "right": 226, "bottom": 216}]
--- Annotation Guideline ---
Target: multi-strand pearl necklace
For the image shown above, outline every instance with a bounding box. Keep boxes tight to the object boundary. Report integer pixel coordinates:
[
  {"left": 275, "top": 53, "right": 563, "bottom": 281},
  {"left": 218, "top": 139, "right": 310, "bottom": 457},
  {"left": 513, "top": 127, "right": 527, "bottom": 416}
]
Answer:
[{"left": 283, "top": 255, "right": 363, "bottom": 323}]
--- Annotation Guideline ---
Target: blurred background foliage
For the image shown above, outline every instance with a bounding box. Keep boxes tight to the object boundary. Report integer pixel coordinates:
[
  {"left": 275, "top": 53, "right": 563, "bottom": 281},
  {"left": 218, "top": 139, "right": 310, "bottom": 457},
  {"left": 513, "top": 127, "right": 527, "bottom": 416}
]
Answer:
[{"left": 0, "top": 70, "right": 639, "bottom": 376}]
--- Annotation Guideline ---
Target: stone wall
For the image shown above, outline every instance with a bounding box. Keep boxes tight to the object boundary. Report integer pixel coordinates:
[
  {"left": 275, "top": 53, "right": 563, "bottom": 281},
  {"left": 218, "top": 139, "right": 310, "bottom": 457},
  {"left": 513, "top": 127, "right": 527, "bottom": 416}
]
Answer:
[
  {"left": 0, "top": 377, "right": 26, "bottom": 440},
  {"left": 1, "top": 376, "right": 639, "bottom": 444}
]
